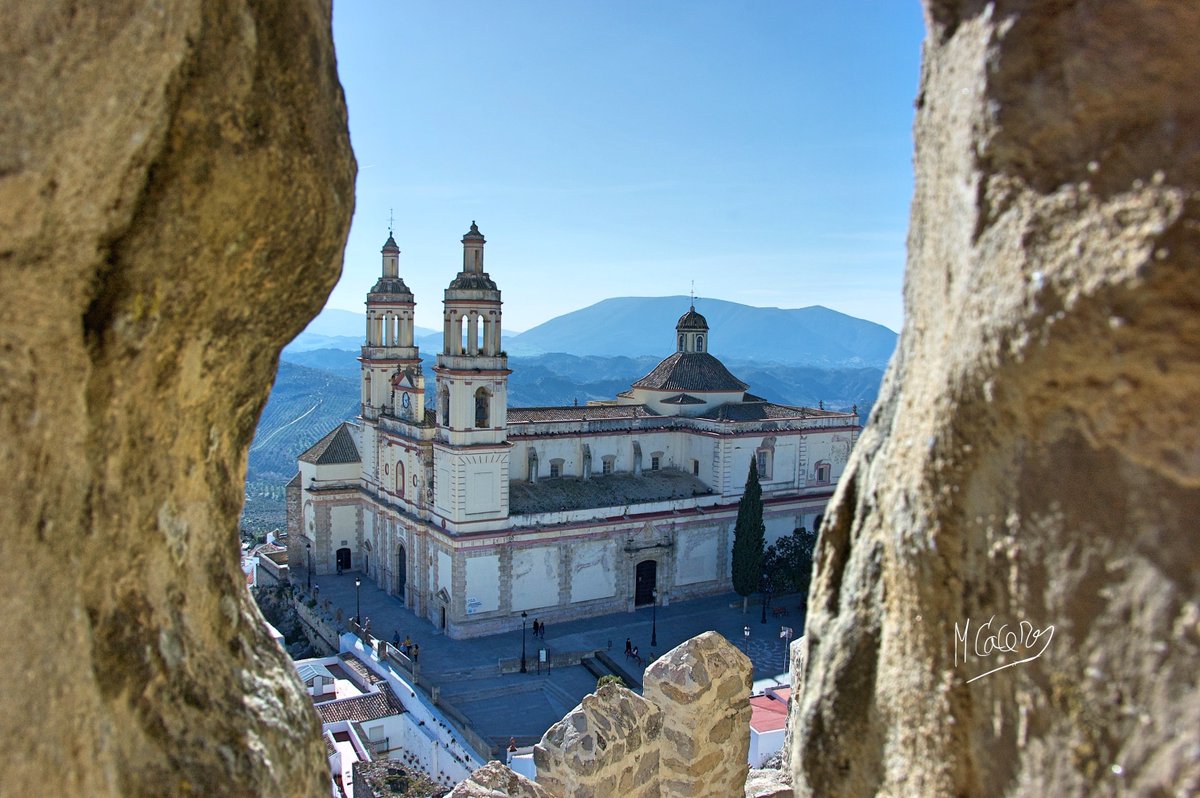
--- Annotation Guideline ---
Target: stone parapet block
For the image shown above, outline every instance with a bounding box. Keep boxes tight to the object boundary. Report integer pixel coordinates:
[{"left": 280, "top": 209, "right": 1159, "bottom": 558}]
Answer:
[
  {"left": 534, "top": 682, "right": 664, "bottom": 798},
  {"left": 642, "top": 631, "right": 753, "bottom": 798}
]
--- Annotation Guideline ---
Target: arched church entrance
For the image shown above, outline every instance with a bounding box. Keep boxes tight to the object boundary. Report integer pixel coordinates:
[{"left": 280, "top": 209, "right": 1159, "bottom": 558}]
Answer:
[
  {"left": 335, "top": 547, "right": 352, "bottom": 572},
  {"left": 397, "top": 544, "right": 407, "bottom": 601},
  {"left": 635, "top": 560, "right": 657, "bottom": 606}
]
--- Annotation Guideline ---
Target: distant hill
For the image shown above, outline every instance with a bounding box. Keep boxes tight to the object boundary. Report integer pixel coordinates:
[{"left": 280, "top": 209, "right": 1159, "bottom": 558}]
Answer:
[
  {"left": 248, "top": 361, "right": 360, "bottom": 484},
  {"left": 285, "top": 306, "right": 438, "bottom": 353},
  {"left": 504, "top": 296, "right": 897, "bottom": 367}
]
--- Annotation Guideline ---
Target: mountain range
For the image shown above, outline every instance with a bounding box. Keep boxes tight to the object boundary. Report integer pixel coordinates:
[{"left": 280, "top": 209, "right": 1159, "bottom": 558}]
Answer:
[{"left": 287, "top": 297, "right": 897, "bottom": 368}]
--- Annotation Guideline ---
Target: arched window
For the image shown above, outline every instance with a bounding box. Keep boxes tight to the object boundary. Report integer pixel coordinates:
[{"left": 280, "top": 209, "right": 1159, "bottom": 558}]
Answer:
[
  {"left": 474, "top": 387, "right": 490, "bottom": 428},
  {"left": 678, "top": 334, "right": 685, "bottom": 351},
  {"left": 527, "top": 449, "right": 539, "bottom": 483},
  {"left": 549, "top": 458, "right": 564, "bottom": 478},
  {"left": 814, "top": 460, "right": 831, "bottom": 484},
  {"left": 440, "top": 389, "right": 450, "bottom": 426},
  {"left": 696, "top": 334, "right": 704, "bottom": 352},
  {"left": 396, "top": 461, "right": 405, "bottom": 498}
]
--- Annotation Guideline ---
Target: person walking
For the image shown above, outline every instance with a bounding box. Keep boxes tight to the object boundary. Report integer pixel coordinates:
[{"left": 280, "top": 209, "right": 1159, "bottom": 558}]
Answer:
[
  {"left": 625, "top": 637, "right": 632, "bottom": 658},
  {"left": 540, "top": 621, "right": 547, "bottom": 638},
  {"left": 412, "top": 643, "right": 420, "bottom": 663}
]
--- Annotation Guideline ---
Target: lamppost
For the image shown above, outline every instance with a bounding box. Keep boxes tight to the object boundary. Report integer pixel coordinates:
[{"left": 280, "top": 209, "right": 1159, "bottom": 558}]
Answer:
[
  {"left": 355, "top": 576, "right": 362, "bottom": 626},
  {"left": 520, "top": 611, "right": 528, "bottom": 673},
  {"left": 743, "top": 625, "right": 750, "bottom": 656},
  {"left": 651, "top": 588, "right": 658, "bottom": 648},
  {"left": 305, "top": 541, "right": 312, "bottom": 592}
]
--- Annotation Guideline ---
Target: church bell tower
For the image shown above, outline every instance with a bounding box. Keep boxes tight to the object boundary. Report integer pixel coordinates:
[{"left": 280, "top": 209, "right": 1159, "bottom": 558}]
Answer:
[
  {"left": 360, "top": 230, "right": 423, "bottom": 422},
  {"left": 431, "top": 222, "right": 510, "bottom": 528}
]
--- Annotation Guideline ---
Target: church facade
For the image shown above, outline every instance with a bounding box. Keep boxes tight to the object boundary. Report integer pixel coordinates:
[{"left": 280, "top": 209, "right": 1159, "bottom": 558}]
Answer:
[{"left": 287, "top": 224, "right": 859, "bottom": 639}]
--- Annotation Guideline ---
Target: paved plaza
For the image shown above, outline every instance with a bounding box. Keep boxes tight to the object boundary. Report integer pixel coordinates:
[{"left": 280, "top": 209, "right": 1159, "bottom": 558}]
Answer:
[{"left": 309, "top": 571, "right": 804, "bottom": 751}]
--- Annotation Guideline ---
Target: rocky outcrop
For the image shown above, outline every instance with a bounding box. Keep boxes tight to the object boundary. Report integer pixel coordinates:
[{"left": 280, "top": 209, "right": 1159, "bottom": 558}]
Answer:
[
  {"left": 643, "top": 631, "right": 754, "bottom": 798},
  {"left": 534, "top": 682, "right": 664, "bottom": 798},
  {"left": 446, "top": 762, "right": 555, "bottom": 798},
  {"left": 791, "top": 2, "right": 1200, "bottom": 796},
  {"left": 0, "top": 2, "right": 354, "bottom": 795},
  {"left": 744, "top": 768, "right": 793, "bottom": 798}
]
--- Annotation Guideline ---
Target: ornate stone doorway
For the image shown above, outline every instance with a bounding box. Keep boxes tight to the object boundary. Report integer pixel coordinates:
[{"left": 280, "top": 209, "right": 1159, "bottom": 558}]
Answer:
[{"left": 635, "top": 559, "right": 657, "bottom": 606}]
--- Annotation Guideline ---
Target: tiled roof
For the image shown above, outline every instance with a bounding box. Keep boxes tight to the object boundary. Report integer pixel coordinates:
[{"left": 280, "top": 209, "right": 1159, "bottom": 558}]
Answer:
[
  {"left": 338, "top": 653, "right": 386, "bottom": 687},
  {"left": 508, "top": 404, "right": 658, "bottom": 423},
  {"left": 381, "top": 234, "right": 399, "bottom": 252},
  {"left": 661, "top": 393, "right": 706, "bottom": 405},
  {"left": 749, "top": 695, "right": 788, "bottom": 733},
  {"left": 447, "top": 272, "right": 498, "bottom": 291},
  {"left": 509, "top": 468, "right": 712, "bottom": 515},
  {"left": 286, "top": 472, "right": 302, "bottom": 489},
  {"left": 676, "top": 305, "right": 708, "bottom": 330},
  {"left": 369, "top": 275, "right": 414, "bottom": 299},
  {"left": 695, "top": 402, "right": 809, "bottom": 422},
  {"left": 299, "top": 423, "right": 360, "bottom": 465},
  {"left": 632, "top": 352, "right": 748, "bottom": 393},
  {"left": 315, "top": 683, "right": 405, "bottom": 725}
]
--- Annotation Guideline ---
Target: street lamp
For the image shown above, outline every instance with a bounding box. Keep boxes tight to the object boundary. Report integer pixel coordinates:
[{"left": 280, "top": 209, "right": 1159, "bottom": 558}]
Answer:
[
  {"left": 760, "top": 571, "right": 772, "bottom": 625},
  {"left": 651, "top": 588, "right": 658, "bottom": 648},
  {"left": 520, "top": 611, "right": 528, "bottom": 673},
  {"left": 743, "top": 625, "right": 750, "bottom": 656},
  {"left": 305, "top": 541, "right": 312, "bottom": 592},
  {"left": 355, "top": 576, "right": 362, "bottom": 626}
]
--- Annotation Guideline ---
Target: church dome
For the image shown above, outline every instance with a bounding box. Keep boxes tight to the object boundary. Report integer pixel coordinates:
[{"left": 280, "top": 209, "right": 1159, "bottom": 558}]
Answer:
[
  {"left": 676, "top": 305, "right": 708, "bottom": 331},
  {"left": 461, "top": 221, "right": 485, "bottom": 243},
  {"left": 447, "top": 272, "right": 498, "bottom": 291},
  {"left": 632, "top": 351, "right": 747, "bottom": 393}
]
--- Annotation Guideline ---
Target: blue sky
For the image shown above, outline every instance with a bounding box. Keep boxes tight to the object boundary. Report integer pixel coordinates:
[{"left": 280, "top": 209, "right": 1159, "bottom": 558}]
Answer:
[{"left": 328, "top": 2, "right": 925, "bottom": 333}]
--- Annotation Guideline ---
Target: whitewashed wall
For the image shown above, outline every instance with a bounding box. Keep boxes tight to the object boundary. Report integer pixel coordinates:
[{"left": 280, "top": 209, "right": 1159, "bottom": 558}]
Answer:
[
  {"left": 674, "top": 526, "right": 719, "bottom": 586},
  {"left": 511, "top": 546, "right": 559, "bottom": 611},
  {"left": 570, "top": 540, "right": 615, "bottom": 603},
  {"left": 464, "top": 554, "right": 500, "bottom": 614}
]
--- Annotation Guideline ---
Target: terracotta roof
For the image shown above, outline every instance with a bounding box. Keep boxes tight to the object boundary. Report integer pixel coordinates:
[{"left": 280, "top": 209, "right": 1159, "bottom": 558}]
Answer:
[
  {"left": 299, "top": 423, "right": 360, "bottom": 465},
  {"left": 286, "top": 472, "right": 302, "bottom": 489},
  {"left": 508, "top": 404, "right": 657, "bottom": 423},
  {"left": 750, "top": 695, "right": 788, "bottom": 733},
  {"left": 632, "top": 352, "right": 748, "bottom": 393},
  {"left": 315, "top": 683, "right": 405, "bottom": 725},
  {"left": 264, "top": 550, "right": 289, "bottom": 565},
  {"left": 676, "top": 305, "right": 708, "bottom": 330}
]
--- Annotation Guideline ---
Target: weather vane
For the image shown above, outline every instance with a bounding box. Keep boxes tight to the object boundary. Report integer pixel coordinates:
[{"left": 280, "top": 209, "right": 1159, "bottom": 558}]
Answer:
[
  {"left": 388, "top": 208, "right": 395, "bottom": 236},
  {"left": 690, "top": 280, "right": 695, "bottom": 306}
]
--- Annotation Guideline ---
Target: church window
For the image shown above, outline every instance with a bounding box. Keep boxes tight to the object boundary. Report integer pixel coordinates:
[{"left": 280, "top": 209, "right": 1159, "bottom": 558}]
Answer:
[
  {"left": 440, "top": 390, "right": 450, "bottom": 426},
  {"left": 678, "top": 334, "right": 685, "bottom": 352},
  {"left": 602, "top": 456, "right": 615, "bottom": 475},
  {"left": 650, "top": 453, "right": 662, "bottom": 471},
  {"left": 474, "top": 387, "right": 490, "bottom": 428},
  {"left": 691, "top": 459, "right": 700, "bottom": 476},
  {"left": 396, "top": 462, "right": 405, "bottom": 498},
  {"left": 814, "top": 460, "right": 830, "bottom": 484},
  {"left": 696, "top": 334, "right": 704, "bottom": 352},
  {"left": 549, "top": 458, "right": 564, "bottom": 478}
]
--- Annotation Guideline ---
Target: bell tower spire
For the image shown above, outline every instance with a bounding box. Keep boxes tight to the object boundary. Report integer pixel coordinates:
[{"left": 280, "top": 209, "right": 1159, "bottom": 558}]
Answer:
[
  {"left": 360, "top": 228, "right": 422, "bottom": 421},
  {"left": 431, "top": 222, "right": 510, "bottom": 530}
]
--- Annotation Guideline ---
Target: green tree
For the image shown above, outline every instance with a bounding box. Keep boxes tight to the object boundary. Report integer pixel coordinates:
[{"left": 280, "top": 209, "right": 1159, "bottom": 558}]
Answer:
[
  {"left": 596, "top": 674, "right": 626, "bottom": 690},
  {"left": 763, "top": 526, "right": 819, "bottom": 599},
  {"left": 731, "top": 458, "right": 766, "bottom": 612}
]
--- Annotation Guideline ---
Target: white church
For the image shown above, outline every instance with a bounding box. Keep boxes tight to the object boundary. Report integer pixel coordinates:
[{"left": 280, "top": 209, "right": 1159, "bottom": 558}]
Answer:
[{"left": 287, "top": 224, "right": 859, "bottom": 638}]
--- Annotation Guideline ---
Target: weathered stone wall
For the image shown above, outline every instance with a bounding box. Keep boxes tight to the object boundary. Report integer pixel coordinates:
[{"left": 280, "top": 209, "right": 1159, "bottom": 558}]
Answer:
[
  {"left": 534, "top": 682, "right": 664, "bottom": 798},
  {"left": 446, "top": 761, "right": 555, "bottom": 798},
  {"left": 791, "top": 2, "right": 1200, "bottom": 796},
  {"left": 0, "top": 2, "right": 354, "bottom": 795},
  {"left": 643, "top": 631, "right": 753, "bottom": 798}
]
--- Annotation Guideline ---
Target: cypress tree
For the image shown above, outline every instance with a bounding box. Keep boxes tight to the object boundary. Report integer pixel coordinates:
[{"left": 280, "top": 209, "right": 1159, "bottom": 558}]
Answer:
[{"left": 731, "top": 458, "right": 765, "bottom": 612}]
